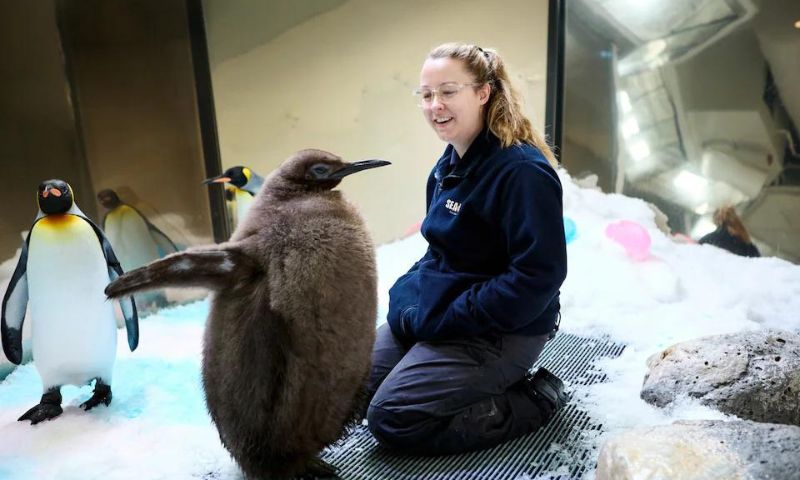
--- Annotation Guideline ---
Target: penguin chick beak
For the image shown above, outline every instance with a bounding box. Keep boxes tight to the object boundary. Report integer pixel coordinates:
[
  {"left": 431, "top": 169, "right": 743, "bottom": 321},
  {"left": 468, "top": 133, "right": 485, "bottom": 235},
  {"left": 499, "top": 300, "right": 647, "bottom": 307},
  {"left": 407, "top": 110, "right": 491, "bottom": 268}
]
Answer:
[
  {"left": 202, "top": 176, "right": 232, "bottom": 185},
  {"left": 328, "top": 160, "right": 391, "bottom": 180}
]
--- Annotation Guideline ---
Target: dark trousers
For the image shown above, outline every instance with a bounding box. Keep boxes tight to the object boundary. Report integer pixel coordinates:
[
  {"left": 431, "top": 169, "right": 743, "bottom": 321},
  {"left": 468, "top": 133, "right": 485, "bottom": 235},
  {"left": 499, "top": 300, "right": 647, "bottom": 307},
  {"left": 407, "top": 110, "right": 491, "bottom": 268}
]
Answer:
[{"left": 365, "top": 323, "right": 551, "bottom": 455}]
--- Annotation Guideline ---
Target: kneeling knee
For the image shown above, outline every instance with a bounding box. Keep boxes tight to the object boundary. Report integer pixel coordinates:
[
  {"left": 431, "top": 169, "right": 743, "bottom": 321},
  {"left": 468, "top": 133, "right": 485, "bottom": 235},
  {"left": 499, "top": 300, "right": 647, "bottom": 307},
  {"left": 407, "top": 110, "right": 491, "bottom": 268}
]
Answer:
[{"left": 366, "top": 404, "right": 421, "bottom": 451}]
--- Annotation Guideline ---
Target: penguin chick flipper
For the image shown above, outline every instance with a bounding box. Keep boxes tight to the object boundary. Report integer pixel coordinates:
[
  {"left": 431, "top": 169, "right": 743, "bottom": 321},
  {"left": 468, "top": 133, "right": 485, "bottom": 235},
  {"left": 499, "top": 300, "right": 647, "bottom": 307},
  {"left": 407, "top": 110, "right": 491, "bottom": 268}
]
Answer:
[
  {"left": 105, "top": 248, "right": 255, "bottom": 299},
  {"left": 296, "top": 458, "right": 340, "bottom": 480}
]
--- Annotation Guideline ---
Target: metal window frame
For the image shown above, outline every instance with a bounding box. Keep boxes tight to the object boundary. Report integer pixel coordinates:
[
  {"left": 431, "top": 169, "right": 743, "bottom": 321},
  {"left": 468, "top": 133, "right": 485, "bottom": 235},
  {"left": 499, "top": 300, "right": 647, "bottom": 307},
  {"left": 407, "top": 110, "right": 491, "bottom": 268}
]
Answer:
[
  {"left": 186, "top": 0, "right": 230, "bottom": 243},
  {"left": 545, "top": 0, "right": 566, "bottom": 163}
]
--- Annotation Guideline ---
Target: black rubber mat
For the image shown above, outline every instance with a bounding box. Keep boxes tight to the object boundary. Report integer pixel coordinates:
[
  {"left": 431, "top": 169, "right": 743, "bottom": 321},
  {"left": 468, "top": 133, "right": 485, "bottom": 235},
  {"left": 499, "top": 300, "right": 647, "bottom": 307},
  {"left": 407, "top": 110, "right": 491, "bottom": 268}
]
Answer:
[{"left": 321, "top": 333, "right": 626, "bottom": 479}]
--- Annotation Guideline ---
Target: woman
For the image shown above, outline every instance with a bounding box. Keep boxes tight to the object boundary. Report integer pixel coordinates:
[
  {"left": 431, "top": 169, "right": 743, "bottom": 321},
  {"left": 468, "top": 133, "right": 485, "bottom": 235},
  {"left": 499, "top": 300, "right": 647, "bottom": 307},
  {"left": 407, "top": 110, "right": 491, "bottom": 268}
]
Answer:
[{"left": 365, "top": 43, "right": 569, "bottom": 455}]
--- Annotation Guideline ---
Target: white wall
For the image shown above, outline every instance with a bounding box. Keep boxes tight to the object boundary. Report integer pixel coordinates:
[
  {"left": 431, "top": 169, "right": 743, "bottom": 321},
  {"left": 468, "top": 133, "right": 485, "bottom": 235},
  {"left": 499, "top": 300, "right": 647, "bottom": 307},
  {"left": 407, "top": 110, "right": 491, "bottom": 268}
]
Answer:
[{"left": 206, "top": 0, "right": 550, "bottom": 244}]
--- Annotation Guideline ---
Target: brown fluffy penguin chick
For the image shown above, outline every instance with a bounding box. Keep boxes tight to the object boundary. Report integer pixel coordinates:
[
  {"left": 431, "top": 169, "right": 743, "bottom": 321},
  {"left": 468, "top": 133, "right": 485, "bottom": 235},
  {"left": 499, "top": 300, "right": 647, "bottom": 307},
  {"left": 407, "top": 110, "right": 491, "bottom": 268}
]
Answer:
[{"left": 106, "top": 149, "right": 390, "bottom": 479}]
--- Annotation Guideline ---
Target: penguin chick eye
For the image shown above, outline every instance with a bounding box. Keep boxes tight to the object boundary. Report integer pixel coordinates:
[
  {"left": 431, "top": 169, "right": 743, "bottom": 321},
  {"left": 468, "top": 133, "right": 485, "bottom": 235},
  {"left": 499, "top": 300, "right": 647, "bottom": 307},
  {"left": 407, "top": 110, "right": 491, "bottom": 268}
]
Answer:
[{"left": 308, "top": 164, "right": 332, "bottom": 179}]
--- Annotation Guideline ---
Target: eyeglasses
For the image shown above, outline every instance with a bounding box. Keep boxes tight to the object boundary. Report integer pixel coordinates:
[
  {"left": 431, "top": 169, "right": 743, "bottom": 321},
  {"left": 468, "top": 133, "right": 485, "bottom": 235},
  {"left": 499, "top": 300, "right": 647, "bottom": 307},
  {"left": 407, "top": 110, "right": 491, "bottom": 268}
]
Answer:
[{"left": 412, "top": 82, "right": 482, "bottom": 107}]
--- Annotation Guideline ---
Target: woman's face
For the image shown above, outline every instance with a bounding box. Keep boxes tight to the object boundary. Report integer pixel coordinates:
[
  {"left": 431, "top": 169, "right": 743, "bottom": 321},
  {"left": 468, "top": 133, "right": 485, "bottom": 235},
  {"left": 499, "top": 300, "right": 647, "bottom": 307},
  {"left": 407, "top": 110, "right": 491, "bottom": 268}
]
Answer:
[{"left": 419, "top": 57, "right": 490, "bottom": 153}]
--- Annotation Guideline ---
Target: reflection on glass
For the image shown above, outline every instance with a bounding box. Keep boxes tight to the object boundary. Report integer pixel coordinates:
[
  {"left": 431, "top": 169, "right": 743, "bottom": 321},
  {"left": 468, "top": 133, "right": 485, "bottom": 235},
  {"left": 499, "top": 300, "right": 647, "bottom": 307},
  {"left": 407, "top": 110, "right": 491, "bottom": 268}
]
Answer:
[
  {"left": 563, "top": 0, "right": 800, "bottom": 262},
  {"left": 98, "top": 188, "right": 181, "bottom": 313}
]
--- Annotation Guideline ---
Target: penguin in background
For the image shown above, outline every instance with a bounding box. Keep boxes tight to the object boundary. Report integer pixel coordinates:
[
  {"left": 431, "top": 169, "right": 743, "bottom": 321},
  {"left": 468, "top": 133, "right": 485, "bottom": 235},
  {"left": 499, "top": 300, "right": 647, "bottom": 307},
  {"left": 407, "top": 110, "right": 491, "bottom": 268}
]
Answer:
[
  {"left": 98, "top": 189, "right": 179, "bottom": 258},
  {"left": 107, "top": 150, "right": 389, "bottom": 479},
  {"left": 2, "top": 180, "right": 139, "bottom": 424},
  {"left": 203, "top": 166, "right": 264, "bottom": 227},
  {"left": 98, "top": 188, "right": 179, "bottom": 311}
]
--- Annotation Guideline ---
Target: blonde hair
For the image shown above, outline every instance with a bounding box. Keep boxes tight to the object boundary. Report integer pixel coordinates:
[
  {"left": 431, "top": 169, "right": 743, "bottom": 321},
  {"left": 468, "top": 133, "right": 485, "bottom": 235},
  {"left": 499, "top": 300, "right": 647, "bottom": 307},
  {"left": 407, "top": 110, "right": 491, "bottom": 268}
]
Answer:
[
  {"left": 713, "top": 206, "right": 752, "bottom": 243},
  {"left": 427, "top": 43, "right": 558, "bottom": 168}
]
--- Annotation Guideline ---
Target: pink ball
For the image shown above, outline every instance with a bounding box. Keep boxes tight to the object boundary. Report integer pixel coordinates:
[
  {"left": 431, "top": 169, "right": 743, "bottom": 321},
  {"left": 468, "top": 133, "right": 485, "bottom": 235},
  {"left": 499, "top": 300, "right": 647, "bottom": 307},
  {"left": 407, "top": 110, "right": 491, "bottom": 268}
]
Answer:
[{"left": 605, "top": 220, "right": 651, "bottom": 261}]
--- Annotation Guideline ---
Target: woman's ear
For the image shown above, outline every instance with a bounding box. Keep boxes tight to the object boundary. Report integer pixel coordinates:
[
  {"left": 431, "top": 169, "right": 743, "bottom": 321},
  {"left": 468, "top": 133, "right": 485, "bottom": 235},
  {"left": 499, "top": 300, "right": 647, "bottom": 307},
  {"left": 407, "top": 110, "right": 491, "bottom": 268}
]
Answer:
[{"left": 478, "top": 83, "right": 492, "bottom": 105}]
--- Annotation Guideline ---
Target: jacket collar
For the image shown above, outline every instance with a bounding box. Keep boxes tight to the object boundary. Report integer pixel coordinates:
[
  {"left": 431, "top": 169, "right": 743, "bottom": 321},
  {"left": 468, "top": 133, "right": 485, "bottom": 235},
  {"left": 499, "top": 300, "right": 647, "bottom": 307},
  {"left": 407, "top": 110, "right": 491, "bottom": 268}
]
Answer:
[{"left": 433, "top": 128, "right": 499, "bottom": 188}]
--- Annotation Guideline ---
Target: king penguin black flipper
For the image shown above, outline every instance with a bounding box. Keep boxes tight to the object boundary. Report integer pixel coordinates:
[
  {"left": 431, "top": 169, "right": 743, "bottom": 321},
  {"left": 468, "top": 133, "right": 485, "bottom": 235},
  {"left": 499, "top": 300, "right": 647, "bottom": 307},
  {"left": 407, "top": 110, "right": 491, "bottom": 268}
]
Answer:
[
  {"left": 1, "top": 241, "right": 29, "bottom": 366},
  {"left": 107, "top": 150, "right": 389, "bottom": 479}
]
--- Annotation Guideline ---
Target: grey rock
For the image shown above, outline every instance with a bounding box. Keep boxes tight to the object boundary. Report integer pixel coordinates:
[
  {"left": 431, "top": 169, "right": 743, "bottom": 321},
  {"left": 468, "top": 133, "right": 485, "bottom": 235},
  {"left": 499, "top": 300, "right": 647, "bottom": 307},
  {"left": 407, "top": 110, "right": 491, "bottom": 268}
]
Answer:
[
  {"left": 641, "top": 329, "right": 800, "bottom": 425},
  {"left": 596, "top": 420, "right": 800, "bottom": 480}
]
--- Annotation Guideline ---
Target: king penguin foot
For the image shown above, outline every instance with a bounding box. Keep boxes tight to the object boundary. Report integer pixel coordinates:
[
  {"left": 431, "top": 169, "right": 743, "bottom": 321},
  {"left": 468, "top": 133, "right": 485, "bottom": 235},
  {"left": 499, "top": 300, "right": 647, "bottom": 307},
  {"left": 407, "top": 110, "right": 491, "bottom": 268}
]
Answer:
[
  {"left": 296, "top": 457, "right": 340, "bottom": 479},
  {"left": 19, "top": 390, "right": 63, "bottom": 425},
  {"left": 80, "top": 382, "right": 112, "bottom": 411}
]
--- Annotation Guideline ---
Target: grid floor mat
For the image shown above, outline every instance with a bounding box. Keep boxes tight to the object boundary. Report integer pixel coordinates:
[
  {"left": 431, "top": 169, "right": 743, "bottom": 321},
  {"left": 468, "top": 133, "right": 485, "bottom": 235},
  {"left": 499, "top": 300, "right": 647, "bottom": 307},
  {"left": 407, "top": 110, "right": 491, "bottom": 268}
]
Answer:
[{"left": 321, "top": 333, "right": 626, "bottom": 479}]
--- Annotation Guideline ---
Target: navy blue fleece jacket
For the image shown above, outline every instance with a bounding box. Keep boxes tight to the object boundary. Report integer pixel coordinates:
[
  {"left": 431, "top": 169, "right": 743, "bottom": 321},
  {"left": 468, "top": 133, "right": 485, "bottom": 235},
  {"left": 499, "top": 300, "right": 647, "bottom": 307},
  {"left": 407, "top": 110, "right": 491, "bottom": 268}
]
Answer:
[{"left": 387, "top": 130, "right": 567, "bottom": 341}]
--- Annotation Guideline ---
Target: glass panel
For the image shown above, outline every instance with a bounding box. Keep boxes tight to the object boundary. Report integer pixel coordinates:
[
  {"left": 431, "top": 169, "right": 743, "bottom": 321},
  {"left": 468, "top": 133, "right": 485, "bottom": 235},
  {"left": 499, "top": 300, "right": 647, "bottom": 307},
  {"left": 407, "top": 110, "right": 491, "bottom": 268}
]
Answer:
[
  {"left": 562, "top": 0, "right": 800, "bottom": 262},
  {"left": 57, "top": 0, "right": 214, "bottom": 253},
  {"left": 0, "top": 1, "right": 93, "bottom": 271},
  {"left": 202, "top": 0, "right": 552, "bottom": 244},
  {"left": 0, "top": 0, "right": 213, "bottom": 321}
]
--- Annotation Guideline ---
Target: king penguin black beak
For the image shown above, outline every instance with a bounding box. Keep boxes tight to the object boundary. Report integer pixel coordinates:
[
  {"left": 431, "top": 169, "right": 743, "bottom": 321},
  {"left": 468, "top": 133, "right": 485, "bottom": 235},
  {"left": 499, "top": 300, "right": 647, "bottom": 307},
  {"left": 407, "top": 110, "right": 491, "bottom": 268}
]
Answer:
[
  {"left": 328, "top": 160, "right": 391, "bottom": 180},
  {"left": 202, "top": 175, "right": 232, "bottom": 185}
]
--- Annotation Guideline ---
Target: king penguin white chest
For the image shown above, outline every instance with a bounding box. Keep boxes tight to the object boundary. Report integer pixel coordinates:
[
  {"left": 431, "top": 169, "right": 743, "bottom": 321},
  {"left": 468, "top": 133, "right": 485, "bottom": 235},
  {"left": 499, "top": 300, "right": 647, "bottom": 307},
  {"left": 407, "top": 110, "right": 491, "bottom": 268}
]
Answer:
[
  {"left": 234, "top": 188, "right": 254, "bottom": 225},
  {"left": 27, "top": 215, "right": 117, "bottom": 387}
]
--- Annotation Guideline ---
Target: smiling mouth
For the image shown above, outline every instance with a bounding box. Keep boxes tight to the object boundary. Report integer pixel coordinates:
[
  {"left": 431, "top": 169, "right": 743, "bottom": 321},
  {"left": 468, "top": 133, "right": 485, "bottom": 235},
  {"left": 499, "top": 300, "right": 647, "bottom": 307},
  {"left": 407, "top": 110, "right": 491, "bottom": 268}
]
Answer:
[{"left": 433, "top": 117, "right": 453, "bottom": 124}]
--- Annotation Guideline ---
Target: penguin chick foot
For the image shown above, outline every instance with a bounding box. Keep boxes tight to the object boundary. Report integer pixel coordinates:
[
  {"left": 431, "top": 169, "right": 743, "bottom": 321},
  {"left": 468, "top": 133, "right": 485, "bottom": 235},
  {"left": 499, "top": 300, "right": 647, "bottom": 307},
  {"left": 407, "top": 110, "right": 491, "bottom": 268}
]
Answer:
[
  {"left": 296, "top": 458, "right": 340, "bottom": 479},
  {"left": 80, "top": 383, "right": 112, "bottom": 411},
  {"left": 19, "top": 390, "right": 63, "bottom": 424}
]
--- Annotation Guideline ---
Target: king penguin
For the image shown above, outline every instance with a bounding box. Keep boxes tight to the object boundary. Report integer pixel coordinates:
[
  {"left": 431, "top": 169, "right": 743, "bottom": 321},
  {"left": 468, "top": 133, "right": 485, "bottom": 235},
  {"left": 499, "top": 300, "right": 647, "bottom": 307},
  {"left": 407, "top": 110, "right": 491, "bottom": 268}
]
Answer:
[
  {"left": 98, "top": 188, "right": 179, "bottom": 311},
  {"left": 203, "top": 165, "right": 264, "bottom": 227},
  {"left": 106, "top": 150, "right": 389, "bottom": 479},
  {"left": 1, "top": 180, "right": 139, "bottom": 424}
]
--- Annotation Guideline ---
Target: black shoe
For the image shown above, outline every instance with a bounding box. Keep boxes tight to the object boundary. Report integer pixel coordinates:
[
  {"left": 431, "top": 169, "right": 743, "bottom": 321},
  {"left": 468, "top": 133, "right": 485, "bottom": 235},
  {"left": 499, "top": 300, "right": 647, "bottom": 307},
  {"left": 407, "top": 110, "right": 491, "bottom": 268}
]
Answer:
[{"left": 523, "top": 367, "right": 569, "bottom": 416}]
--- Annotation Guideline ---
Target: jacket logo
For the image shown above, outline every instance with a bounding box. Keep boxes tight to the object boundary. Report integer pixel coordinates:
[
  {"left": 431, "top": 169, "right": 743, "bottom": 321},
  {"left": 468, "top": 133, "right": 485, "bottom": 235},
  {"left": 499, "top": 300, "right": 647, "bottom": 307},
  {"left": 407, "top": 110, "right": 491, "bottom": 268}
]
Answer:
[{"left": 445, "top": 199, "right": 462, "bottom": 215}]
